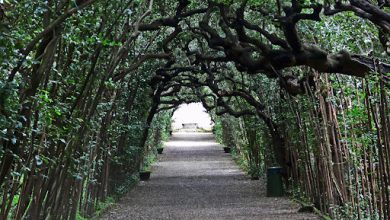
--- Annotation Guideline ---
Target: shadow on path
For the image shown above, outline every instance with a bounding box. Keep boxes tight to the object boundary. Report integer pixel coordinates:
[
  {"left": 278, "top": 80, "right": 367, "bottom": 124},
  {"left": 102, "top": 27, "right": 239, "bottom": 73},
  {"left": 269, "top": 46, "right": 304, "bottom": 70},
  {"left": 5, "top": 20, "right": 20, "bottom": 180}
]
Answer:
[{"left": 100, "top": 132, "right": 318, "bottom": 220}]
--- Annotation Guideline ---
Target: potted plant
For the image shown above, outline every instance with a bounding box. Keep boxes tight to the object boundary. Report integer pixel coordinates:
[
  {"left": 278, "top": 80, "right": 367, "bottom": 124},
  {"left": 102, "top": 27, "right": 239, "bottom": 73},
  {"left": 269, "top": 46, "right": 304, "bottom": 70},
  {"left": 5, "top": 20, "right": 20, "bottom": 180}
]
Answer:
[
  {"left": 139, "top": 169, "right": 151, "bottom": 181},
  {"left": 157, "top": 147, "right": 164, "bottom": 154},
  {"left": 223, "top": 146, "right": 231, "bottom": 153},
  {"left": 139, "top": 156, "right": 152, "bottom": 181},
  {"left": 250, "top": 174, "right": 260, "bottom": 180},
  {"left": 139, "top": 162, "right": 152, "bottom": 181}
]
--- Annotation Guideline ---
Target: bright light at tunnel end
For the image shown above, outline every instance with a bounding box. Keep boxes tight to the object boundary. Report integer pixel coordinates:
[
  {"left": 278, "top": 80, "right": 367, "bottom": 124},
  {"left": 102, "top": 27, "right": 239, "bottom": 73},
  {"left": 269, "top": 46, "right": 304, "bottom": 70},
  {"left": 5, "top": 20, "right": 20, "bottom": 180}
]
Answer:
[{"left": 171, "top": 103, "right": 214, "bottom": 131}]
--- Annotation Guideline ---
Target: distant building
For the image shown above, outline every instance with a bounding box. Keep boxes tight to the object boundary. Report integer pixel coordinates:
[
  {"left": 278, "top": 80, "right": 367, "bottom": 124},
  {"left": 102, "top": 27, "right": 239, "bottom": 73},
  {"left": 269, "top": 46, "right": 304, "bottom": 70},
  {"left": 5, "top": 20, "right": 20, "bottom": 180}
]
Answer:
[{"left": 182, "top": 123, "right": 198, "bottom": 129}]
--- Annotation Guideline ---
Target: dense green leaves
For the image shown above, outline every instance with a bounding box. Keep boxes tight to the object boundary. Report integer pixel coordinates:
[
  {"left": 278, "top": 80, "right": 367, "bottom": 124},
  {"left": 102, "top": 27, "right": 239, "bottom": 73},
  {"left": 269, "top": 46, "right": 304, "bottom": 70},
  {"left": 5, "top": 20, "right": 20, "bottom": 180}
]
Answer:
[{"left": 0, "top": 0, "right": 389, "bottom": 219}]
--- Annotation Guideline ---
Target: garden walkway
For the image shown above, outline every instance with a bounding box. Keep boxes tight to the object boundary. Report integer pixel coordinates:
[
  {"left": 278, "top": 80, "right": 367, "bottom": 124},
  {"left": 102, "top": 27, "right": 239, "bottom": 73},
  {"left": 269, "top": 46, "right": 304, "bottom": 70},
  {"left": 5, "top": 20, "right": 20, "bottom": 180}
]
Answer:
[{"left": 100, "top": 132, "right": 318, "bottom": 220}]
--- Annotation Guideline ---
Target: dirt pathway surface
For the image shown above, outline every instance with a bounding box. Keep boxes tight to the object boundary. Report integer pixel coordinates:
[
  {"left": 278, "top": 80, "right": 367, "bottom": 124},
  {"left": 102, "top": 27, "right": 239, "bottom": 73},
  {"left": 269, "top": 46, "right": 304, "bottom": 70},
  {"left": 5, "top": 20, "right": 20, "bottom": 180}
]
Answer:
[{"left": 100, "top": 132, "right": 319, "bottom": 220}]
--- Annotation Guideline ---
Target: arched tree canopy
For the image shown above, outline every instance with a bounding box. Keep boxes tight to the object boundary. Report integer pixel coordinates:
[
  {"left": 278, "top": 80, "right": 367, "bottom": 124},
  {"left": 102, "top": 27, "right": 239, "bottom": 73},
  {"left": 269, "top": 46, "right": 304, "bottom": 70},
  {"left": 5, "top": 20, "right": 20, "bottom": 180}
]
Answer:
[
  {"left": 0, "top": 0, "right": 389, "bottom": 219},
  {"left": 126, "top": 0, "right": 390, "bottom": 98}
]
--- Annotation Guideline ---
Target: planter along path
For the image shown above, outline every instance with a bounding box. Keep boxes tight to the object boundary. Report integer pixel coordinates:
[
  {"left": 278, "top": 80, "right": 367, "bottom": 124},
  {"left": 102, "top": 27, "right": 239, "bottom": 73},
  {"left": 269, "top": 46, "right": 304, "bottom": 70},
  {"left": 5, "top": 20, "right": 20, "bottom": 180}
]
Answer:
[{"left": 100, "top": 133, "right": 319, "bottom": 220}]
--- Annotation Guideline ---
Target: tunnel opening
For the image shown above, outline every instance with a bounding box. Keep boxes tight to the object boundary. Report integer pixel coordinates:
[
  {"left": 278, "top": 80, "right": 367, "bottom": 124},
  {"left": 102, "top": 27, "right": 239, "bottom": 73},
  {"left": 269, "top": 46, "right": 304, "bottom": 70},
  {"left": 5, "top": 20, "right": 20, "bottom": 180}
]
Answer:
[{"left": 171, "top": 103, "right": 214, "bottom": 132}]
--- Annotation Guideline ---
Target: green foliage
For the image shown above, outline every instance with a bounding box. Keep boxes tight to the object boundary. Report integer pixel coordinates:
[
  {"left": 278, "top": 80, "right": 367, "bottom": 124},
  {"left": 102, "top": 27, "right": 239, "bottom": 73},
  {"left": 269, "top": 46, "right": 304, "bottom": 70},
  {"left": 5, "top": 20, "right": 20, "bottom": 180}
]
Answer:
[
  {"left": 113, "top": 174, "right": 140, "bottom": 196},
  {"left": 141, "top": 152, "right": 156, "bottom": 171},
  {"left": 0, "top": 0, "right": 389, "bottom": 219},
  {"left": 94, "top": 197, "right": 116, "bottom": 218}
]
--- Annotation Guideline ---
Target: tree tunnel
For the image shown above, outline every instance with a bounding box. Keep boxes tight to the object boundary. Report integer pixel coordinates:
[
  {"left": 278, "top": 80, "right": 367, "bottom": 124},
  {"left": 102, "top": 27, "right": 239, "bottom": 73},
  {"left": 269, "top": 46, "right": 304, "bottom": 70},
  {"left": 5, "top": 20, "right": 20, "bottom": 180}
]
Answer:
[
  {"left": 138, "top": 63, "right": 290, "bottom": 180},
  {"left": 1, "top": 0, "right": 390, "bottom": 219}
]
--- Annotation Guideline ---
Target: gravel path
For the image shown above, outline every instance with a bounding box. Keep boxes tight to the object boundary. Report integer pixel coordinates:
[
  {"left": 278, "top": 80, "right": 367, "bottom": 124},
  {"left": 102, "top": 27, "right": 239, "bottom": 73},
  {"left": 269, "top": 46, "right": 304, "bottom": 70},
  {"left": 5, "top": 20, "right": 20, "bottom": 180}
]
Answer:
[{"left": 100, "top": 132, "right": 319, "bottom": 220}]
